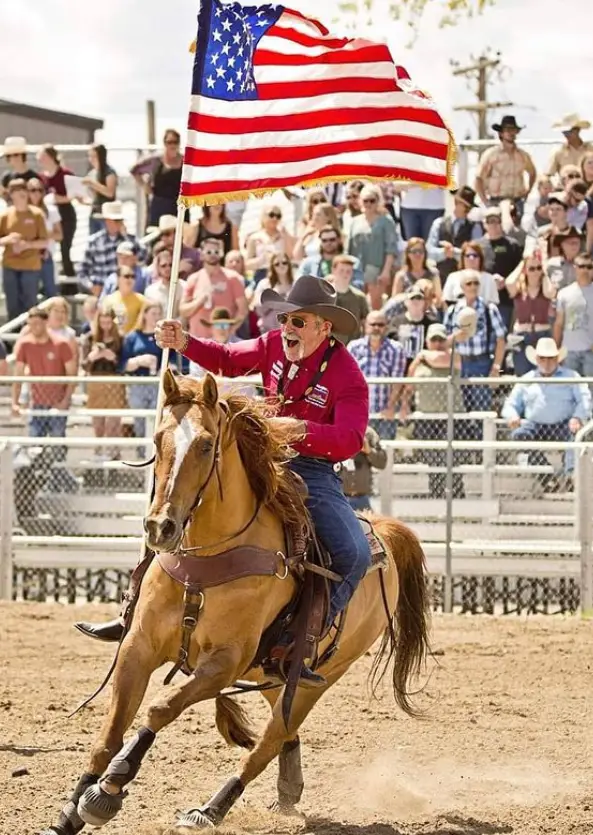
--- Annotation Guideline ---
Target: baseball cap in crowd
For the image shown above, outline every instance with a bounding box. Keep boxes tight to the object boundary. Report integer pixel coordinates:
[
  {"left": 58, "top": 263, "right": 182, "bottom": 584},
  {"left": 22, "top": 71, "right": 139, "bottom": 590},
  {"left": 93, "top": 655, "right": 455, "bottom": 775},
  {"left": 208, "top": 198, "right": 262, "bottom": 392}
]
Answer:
[
  {"left": 483, "top": 206, "right": 502, "bottom": 221},
  {"left": 426, "top": 322, "right": 447, "bottom": 341},
  {"left": 406, "top": 286, "right": 425, "bottom": 300},
  {"left": 116, "top": 241, "right": 139, "bottom": 256},
  {"left": 547, "top": 192, "right": 568, "bottom": 209}
]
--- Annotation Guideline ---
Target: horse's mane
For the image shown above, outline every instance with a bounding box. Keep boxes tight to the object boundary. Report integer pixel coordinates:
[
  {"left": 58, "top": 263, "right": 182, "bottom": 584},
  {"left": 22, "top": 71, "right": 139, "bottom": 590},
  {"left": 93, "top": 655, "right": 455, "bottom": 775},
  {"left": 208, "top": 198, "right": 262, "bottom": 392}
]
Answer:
[{"left": 170, "top": 377, "right": 312, "bottom": 535}]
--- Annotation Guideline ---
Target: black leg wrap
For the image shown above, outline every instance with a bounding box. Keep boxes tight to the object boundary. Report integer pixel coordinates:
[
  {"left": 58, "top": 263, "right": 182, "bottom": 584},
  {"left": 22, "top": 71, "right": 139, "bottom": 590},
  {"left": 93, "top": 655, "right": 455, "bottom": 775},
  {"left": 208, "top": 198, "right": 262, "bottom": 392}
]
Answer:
[
  {"left": 278, "top": 738, "right": 304, "bottom": 807},
  {"left": 102, "top": 726, "right": 156, "bottom": 788},
  {"left": 176, "top": 776, "right": 245, "bottom": 828},
  {"left": 43, "top": 772, "right": 99, "bottom": 835}
]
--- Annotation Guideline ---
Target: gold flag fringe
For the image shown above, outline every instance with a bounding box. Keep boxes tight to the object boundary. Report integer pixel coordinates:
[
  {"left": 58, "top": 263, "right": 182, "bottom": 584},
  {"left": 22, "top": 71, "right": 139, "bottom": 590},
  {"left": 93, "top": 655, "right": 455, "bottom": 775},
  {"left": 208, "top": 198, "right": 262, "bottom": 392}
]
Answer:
[{"left": 189, "top": 39, "right": 196, "bottom": 53}]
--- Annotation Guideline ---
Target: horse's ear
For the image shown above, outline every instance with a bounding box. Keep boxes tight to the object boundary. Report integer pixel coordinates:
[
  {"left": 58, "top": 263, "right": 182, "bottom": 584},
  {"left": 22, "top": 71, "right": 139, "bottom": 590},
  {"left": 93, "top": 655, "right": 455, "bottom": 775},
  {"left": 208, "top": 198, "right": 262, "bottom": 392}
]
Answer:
[
  {"left": 202, "top": 372, "right": 219, "bottom": 409},
  {"left": 163, "top": 368, "right": 180, "bottom": 402}
]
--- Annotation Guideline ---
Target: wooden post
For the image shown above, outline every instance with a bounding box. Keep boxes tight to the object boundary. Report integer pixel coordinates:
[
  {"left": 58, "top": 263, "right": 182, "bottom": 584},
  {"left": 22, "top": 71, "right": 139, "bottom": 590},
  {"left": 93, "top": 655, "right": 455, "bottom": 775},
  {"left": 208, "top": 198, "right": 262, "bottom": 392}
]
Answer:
[{"left": 0, "top": 443, "right": 14, "bottom": 600}]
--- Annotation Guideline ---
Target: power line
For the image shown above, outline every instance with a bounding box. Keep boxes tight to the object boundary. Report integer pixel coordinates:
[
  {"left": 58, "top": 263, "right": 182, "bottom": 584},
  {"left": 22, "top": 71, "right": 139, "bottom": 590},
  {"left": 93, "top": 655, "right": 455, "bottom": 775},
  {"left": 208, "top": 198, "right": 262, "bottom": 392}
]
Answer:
[{"left": 450, "top": 52, "right": 513, "bottom": 140}]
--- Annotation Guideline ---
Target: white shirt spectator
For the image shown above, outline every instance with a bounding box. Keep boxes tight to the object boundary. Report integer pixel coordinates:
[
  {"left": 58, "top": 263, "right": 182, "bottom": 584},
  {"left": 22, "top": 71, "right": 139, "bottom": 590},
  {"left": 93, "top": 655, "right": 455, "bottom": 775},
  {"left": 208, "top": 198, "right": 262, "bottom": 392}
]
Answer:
[{"left": 443, "top": 269, "right": 500, "bottom": 305}]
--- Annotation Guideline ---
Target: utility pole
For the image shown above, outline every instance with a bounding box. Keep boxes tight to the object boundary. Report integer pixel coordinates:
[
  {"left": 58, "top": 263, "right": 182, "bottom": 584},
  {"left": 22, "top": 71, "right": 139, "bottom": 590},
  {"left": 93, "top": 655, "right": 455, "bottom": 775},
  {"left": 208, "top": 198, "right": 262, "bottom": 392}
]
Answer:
[{"left": 451, "top": 53, "right": 513, "bottom": 139}]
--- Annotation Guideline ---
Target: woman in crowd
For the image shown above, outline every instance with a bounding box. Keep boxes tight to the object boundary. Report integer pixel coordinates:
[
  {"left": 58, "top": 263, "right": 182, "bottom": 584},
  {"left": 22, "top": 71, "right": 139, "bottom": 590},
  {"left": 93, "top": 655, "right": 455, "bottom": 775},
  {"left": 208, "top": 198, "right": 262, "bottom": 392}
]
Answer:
[
  {"left": 252, "top": 253, "right": 295, "bottom": 333},
  {"left": 79, "top": 295, "right": 99, "bottom": 335},
  {"left": 80, "top": 304, "right": 125, "bottom": 458},
  {"left": 37, "top": 145, "right": 77, "bottom": 278},
  {"left": 120, "top": 301, "right": 163, "bottom": 447},
  {"left": 392, "top": 237, "right": 442, "bottom": 304},
  {"left": 46, "top": 297, "right": 78, "bottom": 360},
  {"left": 224, "top": 249, "right": 247, "bottom": 280},
  {"left": 297, "top": 188, "right": 329, "bottom": 235},
  {"left": 26, "top": 177, "right": 62, "bottom": 300},
  {"left": 506, "top": 253, "right": 556, "bottom": 376},
  {"left": 83, "top": 144, "right": 118, "bottom": 235},
  {"left": 130, "top": 129, "right": 184, "bottom": 226},
  {"left": 186, "top": 203, "right": 239, "bottom": 256},
  {"left": 442, "top": 241, "right": 500, "bottom": 306},
  {"left": 245, "top": 205, "right": 294, "bottom": 285},
  {"left": 292, "top": 202, "right": 341, "bottom": 262},
  {"left": 401, "top": 322, "right": 466, "bottom": 499}
]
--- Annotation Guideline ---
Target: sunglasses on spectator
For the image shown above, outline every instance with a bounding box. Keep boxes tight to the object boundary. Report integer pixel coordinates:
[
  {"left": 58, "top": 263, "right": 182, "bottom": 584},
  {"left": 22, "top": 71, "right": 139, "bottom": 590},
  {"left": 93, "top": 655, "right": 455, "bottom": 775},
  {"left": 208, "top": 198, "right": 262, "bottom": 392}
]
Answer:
[
  {"left": 408, "top": 248, "right": 424, "bottom": 255},
  {"left": 267, "top": 212, "right": 281, "bottom": 219},
  {"left": 165, "top": 139, "right": 179, "bottom": 146},
  {"left": 120, "top": 272, "right": 135, "bottom": 280},
  {"left": 320, "top": 236, "right": 338, "bottom": 244},
  {"left": 5, "top": 154, "right": 19, "bottom": 160},
  {"left": 309, "top": 197, "right": 325, "bottom": 205},
  {"left": 277, "top": 313, "right": 308, "bottom": 328},
  {"left": 27, "top": 187, "right": 44, "bottom": 193},
  {"left": 464, "top": 252, "right": 480, "bottom": 260},
  {"left": 212, "top": 322, "right": 231, "bottom": 330},
  {"left": 429, "top": 336, "right": 447, "bottom": 343},
  {"left": 274, "top": 259, "right": 290, "bottom": 266},
  {"left": 203, "top": 248, "right": 221, "bottom": 256},
  {"left": 575, "top": 262, "right": 593, "bottom": 269},
  {"left": 527, "top": 265, "right": 543, "bottom": 273},
  {"left": 464, "top": 280, "right": 480, "bottom": 287},
  {"left": 485, "top": 217, "right": 501, "bottom": 224},
  {"left": 565, "top": 172, "right": 580, "bottom": 179}
]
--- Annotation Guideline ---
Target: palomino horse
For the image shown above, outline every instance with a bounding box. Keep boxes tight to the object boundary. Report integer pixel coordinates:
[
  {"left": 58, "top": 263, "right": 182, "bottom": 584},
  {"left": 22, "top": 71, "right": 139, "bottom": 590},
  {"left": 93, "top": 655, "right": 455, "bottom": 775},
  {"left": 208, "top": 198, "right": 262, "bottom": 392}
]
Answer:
[{"left": 42, "top": 370, "right": 430, "bottom": 834}]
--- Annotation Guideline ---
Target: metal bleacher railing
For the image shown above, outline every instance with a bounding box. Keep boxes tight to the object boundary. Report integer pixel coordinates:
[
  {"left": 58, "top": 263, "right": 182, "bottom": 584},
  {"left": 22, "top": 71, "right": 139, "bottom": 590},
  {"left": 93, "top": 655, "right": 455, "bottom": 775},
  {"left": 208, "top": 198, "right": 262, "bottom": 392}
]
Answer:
[{"left": 0, "top": 373, "right": 592, "bottom": 615}]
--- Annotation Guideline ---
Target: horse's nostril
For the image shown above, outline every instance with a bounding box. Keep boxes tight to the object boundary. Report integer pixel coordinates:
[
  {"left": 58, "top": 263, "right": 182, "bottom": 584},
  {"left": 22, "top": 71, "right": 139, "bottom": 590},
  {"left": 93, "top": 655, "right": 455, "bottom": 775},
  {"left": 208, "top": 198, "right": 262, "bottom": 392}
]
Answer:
[{"left": 161, "top": 519, "right": 178, "bottom": 541}]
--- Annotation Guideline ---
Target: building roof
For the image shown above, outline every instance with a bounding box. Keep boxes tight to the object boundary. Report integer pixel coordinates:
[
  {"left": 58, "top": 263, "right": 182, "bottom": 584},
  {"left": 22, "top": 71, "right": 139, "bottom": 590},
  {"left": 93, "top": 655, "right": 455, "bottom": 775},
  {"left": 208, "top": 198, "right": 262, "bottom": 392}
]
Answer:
[{"left": 0, "top": 99, "right": 104, "bottom": 132}]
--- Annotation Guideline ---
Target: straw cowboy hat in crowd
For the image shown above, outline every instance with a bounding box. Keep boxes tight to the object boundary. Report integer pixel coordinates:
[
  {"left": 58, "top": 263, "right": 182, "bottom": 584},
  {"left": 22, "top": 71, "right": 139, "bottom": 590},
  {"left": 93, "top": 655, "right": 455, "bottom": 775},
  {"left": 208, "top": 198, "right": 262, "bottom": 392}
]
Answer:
[
  {"left": 261, "top": 274, "right": 358, "bottom": 336},
  {"left": 2, "top": 136, "right": 27, "bottom": 156},
  {"left": 93, "top": 201, "right": 125, "bottom": 221},
  {"left": 199, "top": 307, "right": 238, "bottom": 329},
  {"left": 492, "top": 115, "right": 523, "bottom": 133},
  {"left": 553, "top": 114, "right": 591, "bottom": 132},
  {"left": 145, "top": 214, "right": 178, "bottom": 243},
  {"left": 525, "top": 337, "right": 567, "bottom": 367}
]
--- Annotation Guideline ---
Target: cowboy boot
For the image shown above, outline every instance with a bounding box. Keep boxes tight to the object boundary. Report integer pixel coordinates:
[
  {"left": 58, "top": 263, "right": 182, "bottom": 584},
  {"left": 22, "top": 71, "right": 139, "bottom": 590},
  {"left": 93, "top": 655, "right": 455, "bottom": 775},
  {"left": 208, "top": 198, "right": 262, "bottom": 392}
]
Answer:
[{"left": 74, "top": 550, "right": 155, "bottom": 643}]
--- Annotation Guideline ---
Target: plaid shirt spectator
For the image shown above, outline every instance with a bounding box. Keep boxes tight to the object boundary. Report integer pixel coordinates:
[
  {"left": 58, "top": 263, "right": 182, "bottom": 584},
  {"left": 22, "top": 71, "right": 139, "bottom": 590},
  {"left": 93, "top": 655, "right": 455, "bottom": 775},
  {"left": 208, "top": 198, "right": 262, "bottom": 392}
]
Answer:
[
  {"left": 443, "top": 296, "right": 506, "bottom": 357},
  {"left": 78, "top": 229, "right": 147, "bottom": 292},
  {"left": 348, "top": 335, "right": 406, "bottom": 413}
]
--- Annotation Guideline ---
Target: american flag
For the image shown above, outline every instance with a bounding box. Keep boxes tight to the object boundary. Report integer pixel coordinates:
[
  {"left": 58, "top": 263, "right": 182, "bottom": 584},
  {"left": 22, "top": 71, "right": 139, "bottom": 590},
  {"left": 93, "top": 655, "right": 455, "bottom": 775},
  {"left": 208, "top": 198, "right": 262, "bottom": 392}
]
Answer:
[{"left": 179, "top": 0, "right": 456, "bottom": 204}]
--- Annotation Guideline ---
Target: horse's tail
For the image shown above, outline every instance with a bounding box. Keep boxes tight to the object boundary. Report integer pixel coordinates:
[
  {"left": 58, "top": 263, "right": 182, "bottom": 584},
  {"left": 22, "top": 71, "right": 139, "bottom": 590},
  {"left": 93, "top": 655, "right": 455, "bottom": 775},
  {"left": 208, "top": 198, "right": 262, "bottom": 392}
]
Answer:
[
  {"left": 214, "top": 695, "right": 257, "bottom": 750},
  {"left": 370, "top": 518, "right": 431, "bottom": 717}
]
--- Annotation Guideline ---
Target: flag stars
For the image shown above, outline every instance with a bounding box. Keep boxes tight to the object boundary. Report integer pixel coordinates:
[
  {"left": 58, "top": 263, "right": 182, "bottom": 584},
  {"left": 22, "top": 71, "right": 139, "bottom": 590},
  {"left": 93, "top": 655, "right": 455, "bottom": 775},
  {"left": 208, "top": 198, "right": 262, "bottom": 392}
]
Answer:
[
  {"left": 221, "top": 18, "right": 232, "bottom": 32},
  {"left": 210, "top": 52, "right": 219, "bottom": 65},
  {"left": 221, "top": 42, "right": 231, "bottom": 55},
  {"left": 215, "top": 65, "right": 226, "bottom": 78},
  {"left": 233, "top": 32, "right": 241, "bottom": 44},
  {"left": 228, "top": 55, "right": 236, "bottom": 67},
  {"left": 226, "top": 78, "right": 235, "bottom": 91},
  {"left": 212, "top": 29, "right": 222, "bottom": 42},
  {"left": 206, "top": 75, "right": 215, "bottom": 89}
]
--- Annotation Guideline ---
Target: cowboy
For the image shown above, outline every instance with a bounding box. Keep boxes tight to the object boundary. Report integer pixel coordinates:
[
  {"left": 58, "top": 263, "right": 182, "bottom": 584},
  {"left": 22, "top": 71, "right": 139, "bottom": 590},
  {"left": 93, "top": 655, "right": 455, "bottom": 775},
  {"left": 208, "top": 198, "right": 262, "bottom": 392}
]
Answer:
[
  {"left": 502, "top": 337, "right": 591, "bottom": 489},
  {"left": 76, "top": 276, "right": 371, "bottom": 688},
  {"left": 548, "top": 114, "right": 593, "bottom": 178},
  {"left": 1, "top": 136, "right": 38, "bottom": 200},
  {"left": 145, "top": 214, "right": 201, "bottom": 279},
  {"left": 77, "top": 201, "right": 147, "bottom": 293},
  {"left": 474, "top": 115, "right": 537, "bottom": 221},
  {"left": 426, "top": 185, "right": 483, "bottom": 281}
]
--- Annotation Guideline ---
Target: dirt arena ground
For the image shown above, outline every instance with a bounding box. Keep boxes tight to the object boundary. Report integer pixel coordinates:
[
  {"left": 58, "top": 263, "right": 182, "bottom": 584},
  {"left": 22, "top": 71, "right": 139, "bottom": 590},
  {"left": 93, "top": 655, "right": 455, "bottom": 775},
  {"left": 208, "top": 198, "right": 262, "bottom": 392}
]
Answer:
[{"left": 2, "top": 603, "right": 593, "bottom": 835}]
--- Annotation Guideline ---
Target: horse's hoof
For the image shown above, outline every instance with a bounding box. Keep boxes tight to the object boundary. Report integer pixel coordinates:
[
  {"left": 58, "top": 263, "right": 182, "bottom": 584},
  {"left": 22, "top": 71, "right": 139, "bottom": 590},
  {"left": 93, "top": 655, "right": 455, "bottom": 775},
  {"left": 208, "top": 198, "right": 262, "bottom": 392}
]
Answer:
[
  {"left": 77, "top": 783, "right": 125, "bottom": 827},
  {"left": 175, "top": 808, "right": 216, "bottom": 829},
  {"left": 269, "top": 801, "right": 306, "bottom": 820}
]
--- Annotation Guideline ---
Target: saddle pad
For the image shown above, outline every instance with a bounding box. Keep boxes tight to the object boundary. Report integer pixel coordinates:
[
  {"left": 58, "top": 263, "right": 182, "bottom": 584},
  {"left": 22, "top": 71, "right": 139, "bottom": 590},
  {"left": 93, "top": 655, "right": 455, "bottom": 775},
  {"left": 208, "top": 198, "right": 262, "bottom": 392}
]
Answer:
[{"left": 357, "top": 515, "right": 389, "bottom": 571}]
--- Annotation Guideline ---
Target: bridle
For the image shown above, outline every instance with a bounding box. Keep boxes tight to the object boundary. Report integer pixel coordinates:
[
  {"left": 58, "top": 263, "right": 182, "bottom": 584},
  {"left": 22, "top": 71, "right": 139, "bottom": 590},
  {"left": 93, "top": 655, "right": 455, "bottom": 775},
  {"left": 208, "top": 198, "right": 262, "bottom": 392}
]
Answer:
[{"left": 170, "top": 408, "right": 262, "bottom": 554}]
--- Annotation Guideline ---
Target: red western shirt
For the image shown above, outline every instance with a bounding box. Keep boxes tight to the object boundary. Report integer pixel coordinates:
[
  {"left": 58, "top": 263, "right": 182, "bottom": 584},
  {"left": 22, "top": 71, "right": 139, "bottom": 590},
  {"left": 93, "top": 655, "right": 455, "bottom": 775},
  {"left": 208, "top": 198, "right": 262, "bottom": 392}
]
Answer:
[{"left": 184, "top": 330, "right": 369, "bottom": 462}]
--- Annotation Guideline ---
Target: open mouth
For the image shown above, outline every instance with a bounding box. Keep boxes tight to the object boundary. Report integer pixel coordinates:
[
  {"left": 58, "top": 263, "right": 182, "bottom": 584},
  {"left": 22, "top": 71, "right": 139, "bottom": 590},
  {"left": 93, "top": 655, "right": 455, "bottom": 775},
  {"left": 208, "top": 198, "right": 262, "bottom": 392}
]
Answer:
[{"left": 283, "top": 335, "right": 300, "bottom": 350}]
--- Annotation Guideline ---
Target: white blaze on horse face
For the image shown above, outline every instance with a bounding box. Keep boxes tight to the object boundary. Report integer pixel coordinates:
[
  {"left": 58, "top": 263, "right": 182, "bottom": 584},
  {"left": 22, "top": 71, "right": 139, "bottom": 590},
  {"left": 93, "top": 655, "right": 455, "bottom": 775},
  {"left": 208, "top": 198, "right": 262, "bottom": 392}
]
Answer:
[{"left": 168, "top": 414, "right": 198, "bottom": 497}]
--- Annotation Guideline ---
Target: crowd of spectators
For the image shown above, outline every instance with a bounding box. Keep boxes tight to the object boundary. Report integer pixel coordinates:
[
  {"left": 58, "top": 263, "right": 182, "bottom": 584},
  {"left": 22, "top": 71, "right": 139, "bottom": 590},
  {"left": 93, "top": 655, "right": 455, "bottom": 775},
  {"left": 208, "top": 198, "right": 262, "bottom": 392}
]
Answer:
[{"left": 1, "top": 113, "right": 593, "bottom": 493}]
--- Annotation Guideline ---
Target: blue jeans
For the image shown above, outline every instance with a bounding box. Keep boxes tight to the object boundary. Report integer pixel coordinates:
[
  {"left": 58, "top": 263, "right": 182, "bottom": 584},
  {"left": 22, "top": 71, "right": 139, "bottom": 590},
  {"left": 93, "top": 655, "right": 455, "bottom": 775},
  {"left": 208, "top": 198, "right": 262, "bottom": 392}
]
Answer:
[
  {"left": 565, "top": 350, "right": 593, "bottom": 388},
  {"left": 88, "top": 216, "right": 104, "bottom": 236},
  {"left": 40, "top": 254, "right": 57, "bottom": 299},
  {"left": 511, "top": 420, "right": 574, "bottom": 474},
  {"left": 512, "top": 330, "right": 551, "bottom": 377},
  {"left": 289, "top": 457, "right": 372, "bottom": 622},
  {"left": 400, "top": 207, "right": 444, "bottom": 242},
  {"left": 2, "top": 267, "right": 40, "bottom": 321},
  {"left": 460, "top": 354, "right": 493, "bottom": 412},
  {"left": 127, "top": 382, "right": 158, "bottom": 443}
]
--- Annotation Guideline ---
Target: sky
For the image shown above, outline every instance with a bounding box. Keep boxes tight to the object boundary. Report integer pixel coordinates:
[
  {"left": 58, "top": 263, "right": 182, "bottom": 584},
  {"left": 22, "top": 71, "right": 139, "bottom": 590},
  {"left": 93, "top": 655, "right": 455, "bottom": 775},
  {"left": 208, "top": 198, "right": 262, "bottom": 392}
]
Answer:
[{"left": 1, "top": 0, "right": 592, "bottom": 167}]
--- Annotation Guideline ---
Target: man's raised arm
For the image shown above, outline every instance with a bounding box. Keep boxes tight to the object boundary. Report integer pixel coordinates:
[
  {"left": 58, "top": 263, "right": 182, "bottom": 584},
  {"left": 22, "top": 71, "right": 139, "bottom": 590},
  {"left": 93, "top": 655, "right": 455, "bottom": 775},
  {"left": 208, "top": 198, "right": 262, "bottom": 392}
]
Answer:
[{"left": 156, "top": 319, "right": 264, "bottom": 378}]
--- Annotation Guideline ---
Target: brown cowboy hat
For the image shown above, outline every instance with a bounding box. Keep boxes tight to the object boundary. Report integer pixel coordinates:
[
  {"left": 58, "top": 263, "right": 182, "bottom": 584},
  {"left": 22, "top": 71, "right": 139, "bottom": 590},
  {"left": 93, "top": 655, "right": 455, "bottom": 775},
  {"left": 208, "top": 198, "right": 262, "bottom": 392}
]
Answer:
[
  {"left": 450, "top": 185, "right": 477, "bottom": 208},
  {"left": 260, "top": 274, "right": 358, "bottom": 335},
  {"left": 199, "top": 306, "right": 238, "bottom": 328},
  {"left": 553, "top": 225, "right": 583, "bottom": 249},
  {"left": 492, "top": 114, "right": 523, "bottom": 133}
]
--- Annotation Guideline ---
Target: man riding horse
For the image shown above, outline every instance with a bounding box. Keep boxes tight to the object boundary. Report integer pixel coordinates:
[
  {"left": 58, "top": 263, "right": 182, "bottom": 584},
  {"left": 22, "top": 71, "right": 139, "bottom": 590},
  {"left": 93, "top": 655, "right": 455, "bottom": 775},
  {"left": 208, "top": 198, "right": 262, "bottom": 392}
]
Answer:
[{"left": 76, "top": 275, "right": 372, "bottom": 687}]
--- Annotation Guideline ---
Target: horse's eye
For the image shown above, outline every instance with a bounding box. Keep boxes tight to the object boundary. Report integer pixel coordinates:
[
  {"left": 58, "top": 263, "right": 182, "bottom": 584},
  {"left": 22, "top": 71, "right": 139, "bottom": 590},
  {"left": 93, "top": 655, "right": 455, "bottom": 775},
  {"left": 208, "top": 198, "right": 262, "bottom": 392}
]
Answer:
[{"left": 201, "top": 439, "right": 214, "bottom": 455}]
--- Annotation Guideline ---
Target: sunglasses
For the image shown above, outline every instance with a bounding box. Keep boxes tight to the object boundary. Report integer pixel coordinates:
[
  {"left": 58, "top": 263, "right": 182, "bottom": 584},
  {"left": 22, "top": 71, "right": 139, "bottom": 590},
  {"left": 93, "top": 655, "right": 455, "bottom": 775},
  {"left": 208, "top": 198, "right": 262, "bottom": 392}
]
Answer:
[
  {"left": 408, "top": 248, "right": 424, "bottom": 255},
  {"left": 485, "top": 217, "right": 501, "bottom": 224},
  {"left": 267, "top": 212, "right": 281, "bottom": 219},
  {"left": 320, "top": 237, "right": 338, "bottom": 244},
  {"left": 120, "top": 274, "right": 135, "bottom": 280},
  {"left": 274, "top": 259, "right": 290, "bottom": 266},
  {"left": 277, "top": 313, "right": 308, "bottom": 328},
  {"left": 464, "top": 281, "right": 480, "bottom": 287},
  {"left": 464, "top": 252, "right": 480, "bottom": 259},
  {"left": 565, "top": 173, "right": 580, "bottom": 179},
  {"left": 309, "top": 197, "right": 325, "bottom": 205},
  {"left": 527, "top": 266, "right": 543, "bottom": 273},
  {"left": 28, "top": 187, "right": 44, "bottom": 194},
  {"left": 203, "top": 248, "right": 221, "bottom": 256},
  {"left": 576, "top": 263, "right": 593, "bottom": 269},
  {"left": 212, "top": 322, "right": 231, "bottom": 329},
  {"left": 165, "top": 139, "right": 179, "bottom": 146},
  {"left": 5, "top": 154, "right": 20, "bottom": 160}
]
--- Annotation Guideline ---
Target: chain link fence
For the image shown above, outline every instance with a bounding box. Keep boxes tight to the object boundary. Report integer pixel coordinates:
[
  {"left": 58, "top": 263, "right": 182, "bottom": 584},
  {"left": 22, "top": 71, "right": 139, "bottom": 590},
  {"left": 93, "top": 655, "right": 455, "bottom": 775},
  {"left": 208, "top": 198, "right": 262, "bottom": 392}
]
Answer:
[{"left": 1, "top": 373, "right": 592, "bottom": 613}]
